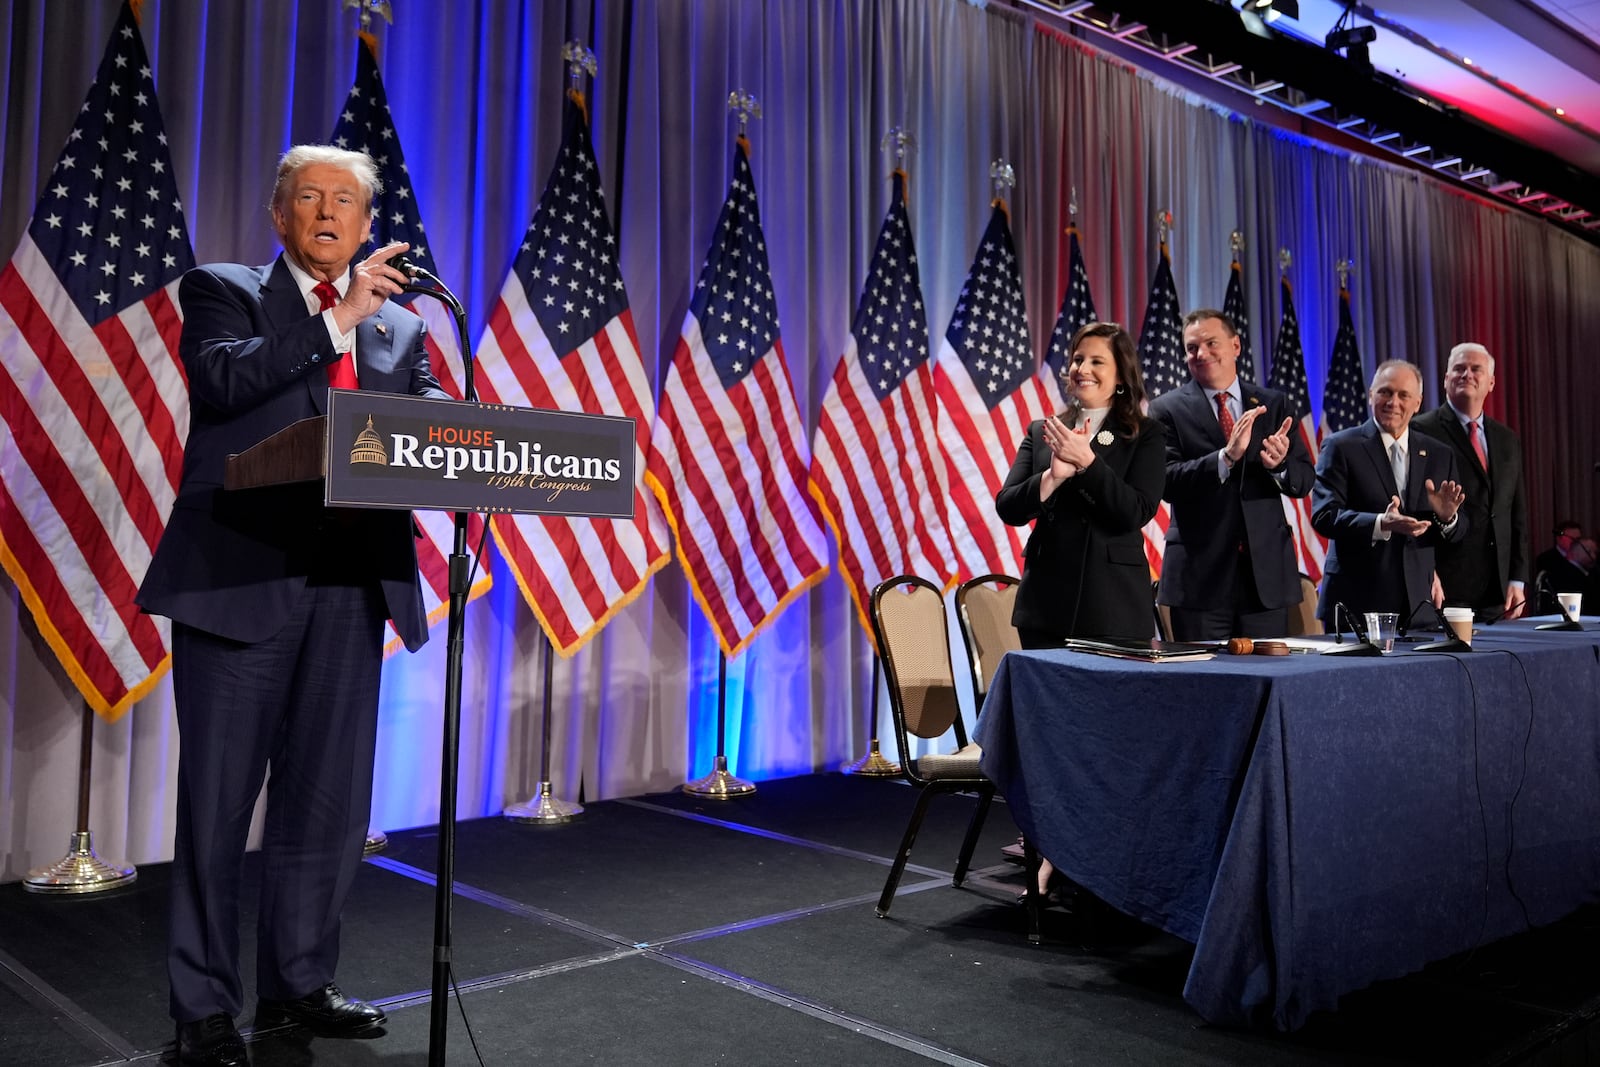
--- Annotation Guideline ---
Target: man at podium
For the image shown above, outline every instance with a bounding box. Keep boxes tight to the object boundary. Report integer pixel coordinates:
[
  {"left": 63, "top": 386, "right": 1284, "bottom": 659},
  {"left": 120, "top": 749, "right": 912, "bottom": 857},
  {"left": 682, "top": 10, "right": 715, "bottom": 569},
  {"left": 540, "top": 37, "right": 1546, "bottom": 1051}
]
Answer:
[{"left": 137, "top": 145, "right": 447, "bottom": 1067}]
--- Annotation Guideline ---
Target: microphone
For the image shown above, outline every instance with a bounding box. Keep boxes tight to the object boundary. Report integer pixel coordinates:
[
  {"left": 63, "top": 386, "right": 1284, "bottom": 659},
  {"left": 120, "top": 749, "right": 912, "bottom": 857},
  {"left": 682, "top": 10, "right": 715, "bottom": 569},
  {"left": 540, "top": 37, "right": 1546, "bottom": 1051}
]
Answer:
[
  {"left": 1534, "top": 571, "right": 1585, "bottom": 631},
  {"left": 1324, "top": 602, "right": 1384, "bottom": 656},
  {"left": 384, "top": 253, "right": 477, "bottom": 404},
  {"left": 391, "top": 253, "right": 444, "bottom": 288},
  {"left": 1413, "top": 601, "right": 1474, "bottom": 653},
  {"left": 1397, "top": 599, "right": 1437, "bottom": 639}
]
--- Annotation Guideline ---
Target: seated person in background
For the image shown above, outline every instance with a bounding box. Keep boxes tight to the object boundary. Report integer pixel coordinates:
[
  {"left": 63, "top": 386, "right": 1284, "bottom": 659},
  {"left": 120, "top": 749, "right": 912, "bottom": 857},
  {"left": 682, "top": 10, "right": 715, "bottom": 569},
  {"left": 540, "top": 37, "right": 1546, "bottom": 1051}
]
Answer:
[
  {"left": 1534, "top": 519, "right": 1582, "bottom": 580},
  {"left": 996, "top": 321, "right": 1166, "bottom": 647},
  {"left": 1533, "top": 520, "right": 1586, "bottom": 613},
  {"left": 1538, "top": 535, "right": 1597, "bottom": 614}
]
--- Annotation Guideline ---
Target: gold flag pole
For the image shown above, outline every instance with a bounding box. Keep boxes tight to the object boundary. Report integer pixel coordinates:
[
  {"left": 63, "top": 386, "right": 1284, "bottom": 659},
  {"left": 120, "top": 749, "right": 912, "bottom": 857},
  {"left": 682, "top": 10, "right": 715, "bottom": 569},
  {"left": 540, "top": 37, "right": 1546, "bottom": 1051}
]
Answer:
[
  {"left": 344, "top": 0, "right": 397, "bottom": 856},
  {"left": 844, "top": 126, "right": 912, "bottom": 779},
  {"left": 24, "top": 702, "right": 136, "bottom": 893},
  {"left": 504, "top": 39, "right": 599, "bottom": 825},
  {"left": 684, "top": 90, "right": 764, "bottom": 800}
]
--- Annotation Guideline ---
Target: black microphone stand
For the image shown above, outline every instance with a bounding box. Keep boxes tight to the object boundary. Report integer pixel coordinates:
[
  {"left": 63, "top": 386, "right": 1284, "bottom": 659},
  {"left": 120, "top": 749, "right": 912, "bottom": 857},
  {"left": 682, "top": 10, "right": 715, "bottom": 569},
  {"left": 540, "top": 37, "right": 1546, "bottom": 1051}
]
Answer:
[
  {"left": 1323, "top": 602, "right": 1383, "bottom": 656},
  {"left": 1533, "top": 573, "right": 1584, "bottom": 631},
  {"left": 398, "top": 263, "right": 475, "bottom": 1067},
  {"left": 1412, "top": 601, "right": 1474, "bottom": 653}
]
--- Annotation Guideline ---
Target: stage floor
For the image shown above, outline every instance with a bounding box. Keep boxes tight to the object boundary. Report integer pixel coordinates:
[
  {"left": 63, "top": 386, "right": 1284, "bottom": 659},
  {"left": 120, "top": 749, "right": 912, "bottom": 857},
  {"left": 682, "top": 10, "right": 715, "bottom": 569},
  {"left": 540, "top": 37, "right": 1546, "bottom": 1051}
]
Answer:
[{"left": 2, "top": 773, "right": 1597, "bottom": 1065}]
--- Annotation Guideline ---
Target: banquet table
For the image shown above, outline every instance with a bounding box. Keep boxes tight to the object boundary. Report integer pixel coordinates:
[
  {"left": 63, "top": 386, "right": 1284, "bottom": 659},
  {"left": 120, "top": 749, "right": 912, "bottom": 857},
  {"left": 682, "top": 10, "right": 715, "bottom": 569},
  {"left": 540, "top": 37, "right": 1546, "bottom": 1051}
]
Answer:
[{"left": 973, "top": 620, "right": 1600, "bottom": 1030}]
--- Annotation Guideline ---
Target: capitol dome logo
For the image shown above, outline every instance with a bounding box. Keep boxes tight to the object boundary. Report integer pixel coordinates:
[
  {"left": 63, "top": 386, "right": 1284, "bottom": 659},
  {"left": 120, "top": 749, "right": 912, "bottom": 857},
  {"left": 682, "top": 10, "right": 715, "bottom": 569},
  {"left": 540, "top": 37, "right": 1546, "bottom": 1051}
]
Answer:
[{"left": 349, "top": 415, "right": 389, "bottom": 467}]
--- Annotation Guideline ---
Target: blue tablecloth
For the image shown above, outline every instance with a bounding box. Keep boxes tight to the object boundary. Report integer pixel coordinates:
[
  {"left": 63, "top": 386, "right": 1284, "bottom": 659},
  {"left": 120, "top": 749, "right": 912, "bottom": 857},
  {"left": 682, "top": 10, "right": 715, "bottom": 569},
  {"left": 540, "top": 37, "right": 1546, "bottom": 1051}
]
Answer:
[{"left": 975, "top": 623, "right": 1600, "bottom": 1030}]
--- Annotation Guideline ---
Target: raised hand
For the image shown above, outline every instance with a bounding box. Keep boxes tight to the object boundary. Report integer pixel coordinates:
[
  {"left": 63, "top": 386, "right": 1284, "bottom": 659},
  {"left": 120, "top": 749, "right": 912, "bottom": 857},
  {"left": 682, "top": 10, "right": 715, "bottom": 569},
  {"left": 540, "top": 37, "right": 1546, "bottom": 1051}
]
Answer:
[
  {"left": 328, "top": 241, "right": 411, "bottom": 333},
  {"left": 1380, "top": 494, "right": 1432, "bottom": 538},
  {"left": 1257, "top": 417, "right": 1293, "bottom": 470},
  {"left": 1224, "top": 406, "right": 1267, "bottom": 464},
  {"left": 1424, "top": 478, "right": 1465, "bottom": 524}
]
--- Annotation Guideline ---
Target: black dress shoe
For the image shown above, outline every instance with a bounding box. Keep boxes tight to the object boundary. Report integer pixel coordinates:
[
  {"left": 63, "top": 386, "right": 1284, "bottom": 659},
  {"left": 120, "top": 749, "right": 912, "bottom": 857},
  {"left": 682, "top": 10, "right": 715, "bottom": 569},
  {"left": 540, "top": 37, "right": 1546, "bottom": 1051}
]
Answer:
[
  {"left": 258, "top": 983, "right": 386, "bottom": 1036},
  {"left": 176, "top": 1013, "right": 248, "bottom": 1066}
]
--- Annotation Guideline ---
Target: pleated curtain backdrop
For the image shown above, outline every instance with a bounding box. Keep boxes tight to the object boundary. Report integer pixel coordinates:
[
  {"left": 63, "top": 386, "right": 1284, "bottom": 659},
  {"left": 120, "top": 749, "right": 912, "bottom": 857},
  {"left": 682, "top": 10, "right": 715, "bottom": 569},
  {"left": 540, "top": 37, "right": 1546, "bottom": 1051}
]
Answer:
[{"left": 2, "top": 0, "right": 1597, "bottom": 879}]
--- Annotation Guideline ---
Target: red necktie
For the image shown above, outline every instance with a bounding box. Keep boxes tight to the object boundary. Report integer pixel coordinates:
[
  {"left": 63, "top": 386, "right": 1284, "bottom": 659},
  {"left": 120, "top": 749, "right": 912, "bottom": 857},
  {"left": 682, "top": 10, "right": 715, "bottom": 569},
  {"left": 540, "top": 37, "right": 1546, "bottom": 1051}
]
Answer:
[
  {"left": 314, "top": 281, "right": 358, "bottom": 391},
  {"left": 1468, "top": 421, "right": 1487, "bottom": 469},
  {"left": 1215, "top": 391, "right": 1235, "bottom": 439}
]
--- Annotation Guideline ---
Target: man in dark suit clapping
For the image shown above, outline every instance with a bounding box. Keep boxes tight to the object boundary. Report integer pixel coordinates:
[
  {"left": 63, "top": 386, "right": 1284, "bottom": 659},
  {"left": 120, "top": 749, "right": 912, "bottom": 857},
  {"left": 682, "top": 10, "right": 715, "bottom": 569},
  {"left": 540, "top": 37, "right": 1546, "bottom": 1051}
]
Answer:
[
  {"left": 1411, "top": 343, "right": 1528, "bottom": 621},
  {"left": 1313, "top": 360, "right": 1467, "bottom": 623},
  {"left": 138, "top": 146, "right": 447, "bottom": 1066},
  {"left": 1150, "top": 309, "right": 1315, "bottom": 640}
]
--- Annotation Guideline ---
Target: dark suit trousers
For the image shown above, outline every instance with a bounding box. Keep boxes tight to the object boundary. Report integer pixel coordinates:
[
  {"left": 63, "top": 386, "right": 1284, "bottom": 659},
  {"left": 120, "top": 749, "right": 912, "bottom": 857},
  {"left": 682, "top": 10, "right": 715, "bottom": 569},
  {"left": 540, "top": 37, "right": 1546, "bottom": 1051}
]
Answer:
[
  {"left": 167, "top": 581, "right": 385, "bottom": 1022},
  {"left": 1168, "top": 553, "right": 1288, "bottom": 640}
]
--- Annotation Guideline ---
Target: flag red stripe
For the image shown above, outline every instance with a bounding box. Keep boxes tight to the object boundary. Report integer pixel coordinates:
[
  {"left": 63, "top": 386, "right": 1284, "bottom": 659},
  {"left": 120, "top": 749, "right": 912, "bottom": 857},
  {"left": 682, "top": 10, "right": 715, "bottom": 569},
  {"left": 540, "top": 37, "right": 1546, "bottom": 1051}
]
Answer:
[
  {"left": 0, "top": 363, "right": 167, "bottom": 668},
  {"left": 0, "top": 478, "right": 130, "bottom": 703},
  {"left": 824, "top": 376, "right": 899, "bottom": 579},
  {"left": 674, "top": 362, "right": 784, "bottom": 625},
  {"left": 748, "top": 355, "right": 825, "bottom": 575},
  {"left": 657, "top": 379, "right": 761, "bottom": 631},
  {"left": 139, "top": 285, "right": 188, "bottom": 491},
  {"left": 93, "top": 309, "right": 183, "bottom": 517},
  {"left": 1, "top": 268, "right": 168, "bottom": 556}
]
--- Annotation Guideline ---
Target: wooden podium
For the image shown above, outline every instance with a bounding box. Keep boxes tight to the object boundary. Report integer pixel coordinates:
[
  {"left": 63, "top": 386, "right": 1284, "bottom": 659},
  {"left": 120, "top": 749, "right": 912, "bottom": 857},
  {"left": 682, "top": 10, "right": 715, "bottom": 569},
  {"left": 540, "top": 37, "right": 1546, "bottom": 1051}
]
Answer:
[{"left": 223, "top": 415, "right": 327, "bottom": 490}]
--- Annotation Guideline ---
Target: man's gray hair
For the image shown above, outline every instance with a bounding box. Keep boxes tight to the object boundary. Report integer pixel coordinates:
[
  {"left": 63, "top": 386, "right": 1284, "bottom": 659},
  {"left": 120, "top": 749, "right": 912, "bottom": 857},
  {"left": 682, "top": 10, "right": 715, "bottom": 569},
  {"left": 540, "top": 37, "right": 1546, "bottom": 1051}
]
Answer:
[
  {"left": 1448, "top": 342, "right": 1496, "bottom": 375},
  {"left": 1370, "top": 358, "right": 1423, "bottom": 392},
  {"left": 270, "top": 145, "right": 381, "bottom": 213}
]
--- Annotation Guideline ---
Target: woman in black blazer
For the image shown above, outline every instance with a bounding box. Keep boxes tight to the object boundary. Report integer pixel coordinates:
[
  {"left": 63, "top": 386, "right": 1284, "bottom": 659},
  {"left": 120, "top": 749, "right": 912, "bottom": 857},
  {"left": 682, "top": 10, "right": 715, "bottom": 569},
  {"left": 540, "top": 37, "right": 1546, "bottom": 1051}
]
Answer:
[{"left": 996, "top": 321, "right": 1165, "bottom": 647}]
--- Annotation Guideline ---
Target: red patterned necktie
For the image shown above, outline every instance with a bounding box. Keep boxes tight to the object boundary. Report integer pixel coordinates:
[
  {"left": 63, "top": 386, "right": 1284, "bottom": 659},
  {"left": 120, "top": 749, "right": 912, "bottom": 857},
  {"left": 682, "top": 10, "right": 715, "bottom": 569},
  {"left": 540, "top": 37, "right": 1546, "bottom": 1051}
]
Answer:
[
  {"left": 1468, "top": 420, "right": 1487, "bottom": 469},
  {"left": 1215, "top": 391, "right": 1235, "bottom": 439},
  {"left": 314, "top": 281, "right": 358, "bottom": 390}
]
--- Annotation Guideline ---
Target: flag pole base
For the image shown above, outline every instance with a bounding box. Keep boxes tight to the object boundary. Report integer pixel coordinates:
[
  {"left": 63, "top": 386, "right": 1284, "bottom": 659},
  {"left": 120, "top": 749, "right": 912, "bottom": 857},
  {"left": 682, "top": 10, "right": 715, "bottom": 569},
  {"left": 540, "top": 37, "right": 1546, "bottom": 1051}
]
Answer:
[
  {"left": 683, "top": 755, "right": 756, "bottom": 799},
  {"left": 843, "top": 740, "right": 902, "bottom": 778},
  {"left": 23, "top": 831, "right": 136, "bottom": 894},
  {"left": 363, "top": 828, "right": 389, "bottom": 856},
  {"left": 505, "top": 781, "right": 584, "bottom": 823}
]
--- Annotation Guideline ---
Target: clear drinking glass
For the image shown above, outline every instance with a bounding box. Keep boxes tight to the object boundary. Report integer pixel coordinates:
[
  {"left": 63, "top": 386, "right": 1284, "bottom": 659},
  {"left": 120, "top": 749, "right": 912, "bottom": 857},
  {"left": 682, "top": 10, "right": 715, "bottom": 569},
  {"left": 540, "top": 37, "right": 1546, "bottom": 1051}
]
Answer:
[{"left": 1364, "top": 611, "right": 1400, "bottom": 652}]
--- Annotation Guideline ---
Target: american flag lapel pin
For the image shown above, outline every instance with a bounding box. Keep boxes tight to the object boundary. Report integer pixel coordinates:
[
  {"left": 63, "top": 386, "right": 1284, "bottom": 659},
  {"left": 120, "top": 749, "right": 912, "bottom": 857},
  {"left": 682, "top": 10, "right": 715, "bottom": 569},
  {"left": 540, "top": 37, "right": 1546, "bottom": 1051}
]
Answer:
[
  {"left": 375, "top": 322, "right": 388, "bottom": 336},
  {"left": 1418, "top": 449, "right": 1427, "bottom": 458}
]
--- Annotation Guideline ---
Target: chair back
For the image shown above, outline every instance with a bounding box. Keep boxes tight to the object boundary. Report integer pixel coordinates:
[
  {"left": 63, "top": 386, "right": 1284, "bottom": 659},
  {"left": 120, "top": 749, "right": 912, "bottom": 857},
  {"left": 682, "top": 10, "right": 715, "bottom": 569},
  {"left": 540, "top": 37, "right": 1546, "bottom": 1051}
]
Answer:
[
  {"left": 871, "top": 576, "right": 968, "bottom": 776},
  {"left": 955, "top": 573, "right": 1019, "bottom": 703},
  {"left": 1287, "top": 574, "right": 1322, "bottom": 636},
  {"left": 1153, "top": 580, "right": 1174, "bottom": 642}
]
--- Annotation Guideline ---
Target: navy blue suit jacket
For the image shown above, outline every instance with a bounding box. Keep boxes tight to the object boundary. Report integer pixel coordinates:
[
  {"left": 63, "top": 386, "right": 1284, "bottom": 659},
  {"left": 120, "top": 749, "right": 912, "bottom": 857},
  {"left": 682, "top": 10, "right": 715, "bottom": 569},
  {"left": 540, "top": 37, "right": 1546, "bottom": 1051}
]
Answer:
[
  {"left": 1410, "top": 404, "right": 1527, "bottom": 610},
  {"left": 996, "top": 413, "right": 1165, "bottom": 641},
  {"left": 1149, "top": 379, "right": 1314, "bottom": 611},
  {"left": 137, "top": 257, "right": 447, "bottom": 650},
  {"left": 1311, "top": 420, "right": 1468, "bottom": 622}
]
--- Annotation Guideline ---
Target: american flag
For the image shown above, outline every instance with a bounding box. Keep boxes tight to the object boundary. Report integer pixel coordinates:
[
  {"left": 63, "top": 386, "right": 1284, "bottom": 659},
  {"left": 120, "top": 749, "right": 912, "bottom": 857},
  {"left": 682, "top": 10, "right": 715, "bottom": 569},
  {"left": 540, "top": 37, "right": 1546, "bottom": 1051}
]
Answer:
[
  {"left": 1322, "top": 285, "right": 1367, "bottom": 435},
  {"left": 1222, "top": 258, "right": 1256, "bottom": 383},
  {"left": 810, "top": 172, "right": 955, "bottom": 641},
  {"left": 330, "top": 36, "right": 491, "bottom": 651},
  {"left": 1136, "top": 240, "right": 1186, "bottom": 575},
  {"left": 477, "top": 92, "right": 670, "bottom": 656},
  {"left": 645, "top": 138, "right": 828, "bottom": 657},
  {"left": 1040, "top": 224, "right": 1097, "bottom": 410},
  {"left": 933, "top": 203, "right": 1053, "bottom": 581},
  {"left": 0, "top": 2, "right": 192, "bottom": 720},
  {"left": 1265, "top": 276, "right": 1325, "bottom": 583}
]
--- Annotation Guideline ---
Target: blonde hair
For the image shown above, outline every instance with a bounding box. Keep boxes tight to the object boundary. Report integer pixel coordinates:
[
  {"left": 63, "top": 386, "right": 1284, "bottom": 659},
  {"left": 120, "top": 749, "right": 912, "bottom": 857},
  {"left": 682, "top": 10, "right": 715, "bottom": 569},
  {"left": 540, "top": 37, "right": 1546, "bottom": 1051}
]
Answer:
[{"left": 270, "top": 145, "right": 381, "bottom": 214}]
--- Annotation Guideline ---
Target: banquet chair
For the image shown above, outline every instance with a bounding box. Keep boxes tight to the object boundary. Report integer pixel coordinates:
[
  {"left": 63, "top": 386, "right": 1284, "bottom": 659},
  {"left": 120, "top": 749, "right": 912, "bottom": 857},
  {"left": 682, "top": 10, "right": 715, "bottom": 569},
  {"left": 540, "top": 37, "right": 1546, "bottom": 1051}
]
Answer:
[
  {"left": 1287, "top": 574, "right": 1322, "bottom": 636},
  {"left": 954, "top": 573, "right": 1019, "bottom": 706},
  {"left": 1153, "top": 580, "right": 1174, "bottom": 642},
  {"left": 870, "top": 575, "right": 1018, "bottom": 924}
]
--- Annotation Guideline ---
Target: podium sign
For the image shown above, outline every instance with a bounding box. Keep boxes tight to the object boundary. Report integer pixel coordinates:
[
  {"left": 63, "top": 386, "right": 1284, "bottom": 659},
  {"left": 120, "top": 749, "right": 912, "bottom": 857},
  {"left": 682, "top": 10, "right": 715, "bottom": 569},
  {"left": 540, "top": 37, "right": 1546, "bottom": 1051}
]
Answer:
[{"left": 324, "top": 390, "right": 637, "bottom": 518}]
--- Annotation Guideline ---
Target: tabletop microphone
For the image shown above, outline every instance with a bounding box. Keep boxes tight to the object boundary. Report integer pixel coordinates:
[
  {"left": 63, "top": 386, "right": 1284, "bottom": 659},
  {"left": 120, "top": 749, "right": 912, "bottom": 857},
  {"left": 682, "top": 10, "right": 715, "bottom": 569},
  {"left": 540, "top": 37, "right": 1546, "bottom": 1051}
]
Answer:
[
  {"left": 1533, "top": 571, "right": 1585, "bottom": 631},
  {"left": 1324, "top": 602, "right": 1383, "bottom": 656},
  {"left": 1397, "top": 599, "right": 1437, "bottom": 639},
  {"left": 1413, "top": 601, "right": 1474, "bottom": 653}
]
